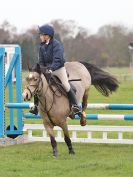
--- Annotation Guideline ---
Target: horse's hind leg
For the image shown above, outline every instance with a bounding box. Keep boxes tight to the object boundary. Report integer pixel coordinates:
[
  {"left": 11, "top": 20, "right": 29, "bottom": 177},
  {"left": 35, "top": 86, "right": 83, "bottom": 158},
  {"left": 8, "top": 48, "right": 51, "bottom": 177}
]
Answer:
[
  {"left": 44, "top": 122, "right": 58, "bottom": 157},
  {"left": 62, "top": 122, "right": 75, "bottom": 154},
  {"left": 80, "top": 89, "right": 89, "bottom": 126}
]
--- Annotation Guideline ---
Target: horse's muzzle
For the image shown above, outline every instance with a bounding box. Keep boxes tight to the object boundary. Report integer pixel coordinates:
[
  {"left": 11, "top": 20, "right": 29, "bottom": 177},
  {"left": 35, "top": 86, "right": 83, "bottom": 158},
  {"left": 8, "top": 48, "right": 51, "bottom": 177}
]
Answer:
[{"left": 22, "top": 89, "right": 31, "bottom": 101}]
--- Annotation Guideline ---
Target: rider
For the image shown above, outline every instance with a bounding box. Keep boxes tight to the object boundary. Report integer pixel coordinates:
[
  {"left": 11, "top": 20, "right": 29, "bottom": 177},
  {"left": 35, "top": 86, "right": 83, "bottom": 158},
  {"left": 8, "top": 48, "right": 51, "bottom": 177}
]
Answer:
[{"left": 29, "top": 24, "right": 81, "bottom": 116}]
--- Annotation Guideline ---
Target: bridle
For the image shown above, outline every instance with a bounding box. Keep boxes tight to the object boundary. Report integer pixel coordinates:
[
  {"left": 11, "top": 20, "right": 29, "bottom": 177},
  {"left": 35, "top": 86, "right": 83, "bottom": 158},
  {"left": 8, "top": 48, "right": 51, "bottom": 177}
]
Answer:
[
  {"left": 26, "top": 73, "right": 57, "bottom": 115},
  {"left": 26, "top": 76, "right": 44, "bottom": 97}
]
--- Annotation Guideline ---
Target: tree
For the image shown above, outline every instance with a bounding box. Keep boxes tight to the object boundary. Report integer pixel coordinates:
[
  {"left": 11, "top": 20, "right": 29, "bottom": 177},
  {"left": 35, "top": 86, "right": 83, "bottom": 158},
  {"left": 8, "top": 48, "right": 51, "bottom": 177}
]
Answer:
[
  {"left": 97, "top": 25, "right": 130, "bottom": 66},
  {"left": 1, "top": 19, "right": 133, "bottom": 68}
]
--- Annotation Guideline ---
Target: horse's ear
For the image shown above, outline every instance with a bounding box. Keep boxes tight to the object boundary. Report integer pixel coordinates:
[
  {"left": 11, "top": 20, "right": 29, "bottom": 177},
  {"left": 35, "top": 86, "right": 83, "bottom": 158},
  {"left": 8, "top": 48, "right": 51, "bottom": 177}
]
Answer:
[
  {"left": 32, "top": 63, "right": 41, "bottom": 74},
  {"left": 27, "top": 63, "right": 32, "bottom": 72},
  {"left": 36, "top": 63, "right": 41, "bottom": 74}
]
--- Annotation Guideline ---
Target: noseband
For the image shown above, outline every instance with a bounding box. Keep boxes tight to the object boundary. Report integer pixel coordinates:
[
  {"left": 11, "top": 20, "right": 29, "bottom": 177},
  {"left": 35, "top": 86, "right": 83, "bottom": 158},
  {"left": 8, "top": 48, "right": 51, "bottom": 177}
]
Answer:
[{"left": 26, "top": 76, "right": 44, "bottom": 97}]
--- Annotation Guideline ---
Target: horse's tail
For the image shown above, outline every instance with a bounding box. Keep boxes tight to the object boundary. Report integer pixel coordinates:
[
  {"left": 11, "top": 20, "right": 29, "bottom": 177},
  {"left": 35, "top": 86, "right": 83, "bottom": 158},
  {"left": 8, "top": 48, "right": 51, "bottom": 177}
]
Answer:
[{"left": 80, "top": 61, "right": 119, "bottom": 96}]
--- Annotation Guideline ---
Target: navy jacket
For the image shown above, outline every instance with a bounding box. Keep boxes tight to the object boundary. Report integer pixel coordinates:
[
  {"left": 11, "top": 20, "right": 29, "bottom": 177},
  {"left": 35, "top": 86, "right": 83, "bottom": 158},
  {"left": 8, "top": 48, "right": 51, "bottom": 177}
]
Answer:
[{"left": 38, "top": 39, "right": 65, "bottom": 71}]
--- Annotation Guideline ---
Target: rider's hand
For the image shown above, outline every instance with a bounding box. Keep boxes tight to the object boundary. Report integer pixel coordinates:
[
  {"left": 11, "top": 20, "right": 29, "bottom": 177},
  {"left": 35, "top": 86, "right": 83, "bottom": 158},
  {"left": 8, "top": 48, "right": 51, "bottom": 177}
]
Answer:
[
  {"left": 48, "top": 69, "right": 52, "bottom": 74},
  {"left": 46, "top": 69, "right": 53, "bottom": 75}
]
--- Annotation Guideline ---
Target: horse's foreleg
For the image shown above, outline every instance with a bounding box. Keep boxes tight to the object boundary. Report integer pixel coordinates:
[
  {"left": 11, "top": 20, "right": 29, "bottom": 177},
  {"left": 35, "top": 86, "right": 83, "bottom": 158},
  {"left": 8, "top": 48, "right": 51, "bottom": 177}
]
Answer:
[
  {"left": 62, "top": 123, "right": 75, "bottom": 154},
  {"left": 44, "top": 122, "right": 58, "bottom": 157},
  {"left": 50, "top": 135, "right": 57, "bottom": 157},
  {"left": 80, "top": 89, "right": 89, "bottom": 126}
]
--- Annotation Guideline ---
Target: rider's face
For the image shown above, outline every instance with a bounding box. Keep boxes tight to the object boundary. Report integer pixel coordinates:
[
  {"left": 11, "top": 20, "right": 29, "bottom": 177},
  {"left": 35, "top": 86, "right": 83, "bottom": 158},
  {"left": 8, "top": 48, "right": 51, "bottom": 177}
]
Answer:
[{"left": 39, "top": 34, "right": 50, "bottom": 42}]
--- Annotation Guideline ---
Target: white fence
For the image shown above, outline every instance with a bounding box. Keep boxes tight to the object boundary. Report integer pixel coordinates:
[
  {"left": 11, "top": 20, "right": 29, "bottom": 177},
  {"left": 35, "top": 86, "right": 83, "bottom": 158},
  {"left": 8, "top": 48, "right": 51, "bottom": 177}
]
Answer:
[
  {"left": 113, "top": 73, "right": 133, "bottom": 81},
  {"left": 23, "top": 124, "right": 133, "bottom": 144}
]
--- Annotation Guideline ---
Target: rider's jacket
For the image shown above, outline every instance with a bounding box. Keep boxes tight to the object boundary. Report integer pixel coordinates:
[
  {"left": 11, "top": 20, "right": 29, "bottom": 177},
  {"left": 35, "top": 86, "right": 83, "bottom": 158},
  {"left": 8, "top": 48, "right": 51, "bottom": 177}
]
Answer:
[{"left": 38, "top": 39, "right": 65, "bottom": 71}]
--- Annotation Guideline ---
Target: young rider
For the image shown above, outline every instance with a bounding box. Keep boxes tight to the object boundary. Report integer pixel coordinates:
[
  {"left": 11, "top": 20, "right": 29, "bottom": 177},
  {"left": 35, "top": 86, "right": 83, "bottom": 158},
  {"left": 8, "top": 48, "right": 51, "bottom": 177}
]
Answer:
[{"left": 29, "top": 24, "right": 81, "bottom": 116}]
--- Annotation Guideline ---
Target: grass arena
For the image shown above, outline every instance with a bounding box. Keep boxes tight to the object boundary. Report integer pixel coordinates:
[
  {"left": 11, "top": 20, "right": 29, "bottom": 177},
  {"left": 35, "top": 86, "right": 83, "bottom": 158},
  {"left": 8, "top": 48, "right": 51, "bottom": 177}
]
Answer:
[{"left": 0, "top": 45, "right": 133, "bottom": 177}]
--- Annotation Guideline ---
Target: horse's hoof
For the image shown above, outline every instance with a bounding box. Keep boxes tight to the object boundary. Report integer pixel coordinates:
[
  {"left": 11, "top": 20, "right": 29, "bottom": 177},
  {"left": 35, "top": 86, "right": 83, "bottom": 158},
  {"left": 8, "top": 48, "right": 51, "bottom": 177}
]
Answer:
[
  {"left": 69, "top": 150, "right": 75, "bottom": 155},
  {"left": 80, "top": 118, "right": 86, "bottom": 126},
  {"left": 53, "top": 155, "right": 57, "bottom": 158},
  {"left": 53, "top": 153, "right": 58, "bottom": 157},
  {"left": 53, "top": 150, "right": 58, "bottom": 157}
]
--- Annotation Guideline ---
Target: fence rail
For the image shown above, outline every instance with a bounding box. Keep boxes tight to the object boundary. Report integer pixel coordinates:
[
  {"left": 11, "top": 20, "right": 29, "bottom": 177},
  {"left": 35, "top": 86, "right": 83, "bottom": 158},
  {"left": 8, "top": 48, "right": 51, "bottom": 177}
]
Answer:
[{"left": 23, "top": 124, "right": 133, "bottom": 144}]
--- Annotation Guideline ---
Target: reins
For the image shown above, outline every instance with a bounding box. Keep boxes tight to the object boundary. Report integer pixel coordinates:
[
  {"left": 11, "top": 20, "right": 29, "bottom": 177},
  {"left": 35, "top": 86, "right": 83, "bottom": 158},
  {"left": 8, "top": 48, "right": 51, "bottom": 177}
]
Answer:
[{"left": 27, "top": 74, "right": 61, "bottom": 114}]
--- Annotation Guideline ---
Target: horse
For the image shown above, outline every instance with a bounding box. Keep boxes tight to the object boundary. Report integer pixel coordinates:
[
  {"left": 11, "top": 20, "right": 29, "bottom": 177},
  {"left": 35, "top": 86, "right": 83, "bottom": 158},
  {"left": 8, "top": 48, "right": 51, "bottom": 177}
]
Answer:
[{"left": 22, "top": 61, "right": 119, "bottom": 157}]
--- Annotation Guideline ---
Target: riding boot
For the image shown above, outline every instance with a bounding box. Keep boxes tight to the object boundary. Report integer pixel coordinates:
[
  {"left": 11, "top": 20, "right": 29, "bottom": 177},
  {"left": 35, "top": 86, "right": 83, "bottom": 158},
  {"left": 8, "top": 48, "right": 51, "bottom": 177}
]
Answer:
[
  {"left": 67, "top": 88, "right": 81, "bottom": 115},
  {"left": 29, "top": 94, "right": 38, "bottom": 115}
]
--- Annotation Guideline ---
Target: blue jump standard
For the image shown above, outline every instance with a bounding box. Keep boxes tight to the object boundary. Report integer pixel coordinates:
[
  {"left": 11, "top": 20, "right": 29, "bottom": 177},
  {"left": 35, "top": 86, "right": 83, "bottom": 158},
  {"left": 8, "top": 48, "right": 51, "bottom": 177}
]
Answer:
[
  {"left": 6, "top": 103, "right": 133, "bottom": 120},
  {"left": 80, "top": 114, "right": 133, "bottom": 120},
  {"left": 23, "top": 113, "right": 133, "bottom": 120},
  {"left": 6, "top": 103, "right": 133, "bottom": 110},
  {"left": 87, "top": 103, "right": 133, "bottom": 110},
  {"left": 5, "top": 103, "right": 33, "bottom": 109},
  {"left": 105, "top": 104, "right": 133, "bottom": 110}
]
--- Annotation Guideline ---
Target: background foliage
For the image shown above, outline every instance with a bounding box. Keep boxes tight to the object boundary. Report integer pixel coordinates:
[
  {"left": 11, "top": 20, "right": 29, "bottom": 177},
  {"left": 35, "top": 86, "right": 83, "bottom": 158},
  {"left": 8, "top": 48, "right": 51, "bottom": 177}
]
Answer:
[{"left": 1, "top": 20, "right": 133, "bottom": 69}]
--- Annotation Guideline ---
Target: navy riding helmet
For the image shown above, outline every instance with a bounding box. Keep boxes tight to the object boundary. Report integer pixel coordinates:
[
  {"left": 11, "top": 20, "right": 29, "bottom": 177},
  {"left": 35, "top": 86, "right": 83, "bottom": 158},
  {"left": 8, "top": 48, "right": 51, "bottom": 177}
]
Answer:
[{"left": 38, "top": 24, "right": 54, "bottom": 37}]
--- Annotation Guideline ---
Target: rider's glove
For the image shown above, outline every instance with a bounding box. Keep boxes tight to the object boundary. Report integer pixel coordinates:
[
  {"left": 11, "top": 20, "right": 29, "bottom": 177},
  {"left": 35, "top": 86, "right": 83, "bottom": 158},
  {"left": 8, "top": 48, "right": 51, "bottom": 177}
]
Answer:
[
  {"left": 46, "top": 69, "right": 53, "bottom": 76},
  {"left": 48, "top": 69, "right": 52, "bottom": 74}
]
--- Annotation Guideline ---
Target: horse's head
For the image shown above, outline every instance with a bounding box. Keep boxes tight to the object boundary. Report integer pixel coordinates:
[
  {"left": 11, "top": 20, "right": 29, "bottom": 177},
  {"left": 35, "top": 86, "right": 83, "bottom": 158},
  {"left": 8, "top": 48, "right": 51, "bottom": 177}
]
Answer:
[{"left": 22, "top": 63, "right": 43, "bottom": 101}]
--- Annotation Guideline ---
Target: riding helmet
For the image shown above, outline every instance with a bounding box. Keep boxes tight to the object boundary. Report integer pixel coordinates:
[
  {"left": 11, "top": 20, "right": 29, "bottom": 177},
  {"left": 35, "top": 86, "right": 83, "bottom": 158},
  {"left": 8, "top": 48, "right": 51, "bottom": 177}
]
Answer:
[{"left": 38, "top": 24, "right": 54, "bottom": 37}]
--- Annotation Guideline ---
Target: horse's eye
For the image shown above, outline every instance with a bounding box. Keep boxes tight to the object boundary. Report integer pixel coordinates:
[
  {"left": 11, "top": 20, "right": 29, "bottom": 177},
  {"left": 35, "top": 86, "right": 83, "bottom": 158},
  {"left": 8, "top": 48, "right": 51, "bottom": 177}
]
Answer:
[
  {"left": 34, "top": 78, "right": 38, "bottom": 81},
  {"left": 26, "top": 77, "right": 29, "bottom": 82}
]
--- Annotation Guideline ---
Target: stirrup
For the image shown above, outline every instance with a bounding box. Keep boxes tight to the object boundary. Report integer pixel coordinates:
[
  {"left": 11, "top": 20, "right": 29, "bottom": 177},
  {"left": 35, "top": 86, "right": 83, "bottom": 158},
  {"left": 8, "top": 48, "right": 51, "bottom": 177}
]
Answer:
[
  {"left": 29, "top": 105, "right": 38, "bottom": 115},
  {"left": 72, "top": 105, "right": 81, "bottom": 115}
]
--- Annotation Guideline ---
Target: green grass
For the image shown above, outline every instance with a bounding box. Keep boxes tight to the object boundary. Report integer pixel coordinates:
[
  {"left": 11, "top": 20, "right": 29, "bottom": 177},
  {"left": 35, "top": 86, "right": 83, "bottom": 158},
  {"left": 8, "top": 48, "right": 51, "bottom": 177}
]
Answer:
[{"left": 0, "top": 143, "right": 133, "bottom": 177}]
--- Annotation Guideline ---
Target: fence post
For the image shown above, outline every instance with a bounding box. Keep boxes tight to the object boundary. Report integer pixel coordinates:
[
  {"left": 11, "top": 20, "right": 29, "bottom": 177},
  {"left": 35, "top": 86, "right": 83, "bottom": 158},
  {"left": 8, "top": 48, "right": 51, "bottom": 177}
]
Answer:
[
  {"left": 0, "top": 45, "right": 23, "bottom": 138},
  {"left": 0, "top": 47, "right": 5, "bottom": 137}
]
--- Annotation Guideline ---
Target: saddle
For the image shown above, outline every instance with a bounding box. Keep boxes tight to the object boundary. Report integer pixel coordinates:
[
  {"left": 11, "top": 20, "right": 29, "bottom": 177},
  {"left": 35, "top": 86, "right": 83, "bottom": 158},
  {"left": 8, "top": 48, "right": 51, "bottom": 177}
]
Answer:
[
  {"left": 40, "top": 66, "right": 80, "bottom": 95},
  {"left": 48, "top": 75, "right": 77, "bottom": 96}
]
